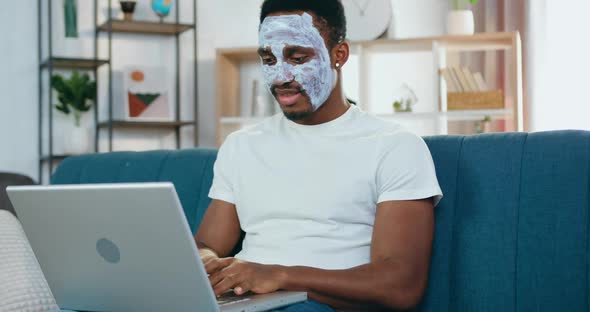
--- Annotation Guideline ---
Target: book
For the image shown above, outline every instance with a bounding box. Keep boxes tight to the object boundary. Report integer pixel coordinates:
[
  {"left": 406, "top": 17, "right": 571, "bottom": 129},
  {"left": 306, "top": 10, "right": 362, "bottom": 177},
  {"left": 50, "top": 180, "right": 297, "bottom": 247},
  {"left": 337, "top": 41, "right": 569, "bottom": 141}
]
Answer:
[
  {"left": 453, "top": 67, "right": 472, "bottom": 92},
  {"left": 448, "top": 67, "right": 464, "bottom": 92},
  {"left": 441, "top": 68, "right": 458, "bottom": 92},
  {"left": 473, "top": 72, "right": 489, "bottom": 91},
  {"left": 462, "top": 67, "right": 480, "bottom": 92}
]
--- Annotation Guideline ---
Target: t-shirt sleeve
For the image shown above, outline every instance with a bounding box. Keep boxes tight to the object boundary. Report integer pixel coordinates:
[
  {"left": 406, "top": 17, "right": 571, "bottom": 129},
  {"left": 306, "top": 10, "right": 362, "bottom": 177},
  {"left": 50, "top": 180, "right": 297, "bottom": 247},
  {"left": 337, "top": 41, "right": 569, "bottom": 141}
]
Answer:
[
  {"left": 376, "top": 131, "right": 443, "bottom": 206},
  {"left": 208, "top": 134, "right": 237, "bottom": 204}
]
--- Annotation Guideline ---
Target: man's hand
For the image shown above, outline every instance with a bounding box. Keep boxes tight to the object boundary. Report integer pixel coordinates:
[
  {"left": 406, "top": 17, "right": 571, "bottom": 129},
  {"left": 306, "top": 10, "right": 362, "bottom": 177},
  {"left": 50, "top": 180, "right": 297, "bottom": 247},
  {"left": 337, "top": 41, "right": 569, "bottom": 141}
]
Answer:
[
  {"left": 196, "top": 198, "right": 435, "bottom": 309},
  {"left": 207, "top": 258, "right": 287, "bottom": 297},
  {"left": 199, "top": 248, "right": 221, "bottom": 272}
]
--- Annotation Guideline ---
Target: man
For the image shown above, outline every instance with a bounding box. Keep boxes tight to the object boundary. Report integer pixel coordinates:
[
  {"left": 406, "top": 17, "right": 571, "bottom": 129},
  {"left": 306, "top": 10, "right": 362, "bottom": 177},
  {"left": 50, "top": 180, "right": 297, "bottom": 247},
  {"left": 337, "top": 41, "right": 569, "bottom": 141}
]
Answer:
[{"left": 195, "top": 0, "right": 443, "bottom": 310}]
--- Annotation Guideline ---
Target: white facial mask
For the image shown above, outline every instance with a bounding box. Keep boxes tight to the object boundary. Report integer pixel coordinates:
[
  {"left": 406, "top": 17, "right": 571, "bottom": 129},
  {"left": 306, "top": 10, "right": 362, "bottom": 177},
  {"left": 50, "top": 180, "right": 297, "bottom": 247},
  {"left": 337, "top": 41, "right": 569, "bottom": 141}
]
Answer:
[{"left": 259, "top": 13, "right": 337, "bottom": 111}]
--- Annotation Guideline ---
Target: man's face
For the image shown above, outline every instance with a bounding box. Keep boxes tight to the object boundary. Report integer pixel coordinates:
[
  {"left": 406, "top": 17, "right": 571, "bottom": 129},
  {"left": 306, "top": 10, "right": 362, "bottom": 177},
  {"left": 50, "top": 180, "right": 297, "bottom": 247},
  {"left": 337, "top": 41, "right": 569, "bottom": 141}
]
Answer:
[{"left": 258, "top": 12, "right": 337, "bottom": 121}]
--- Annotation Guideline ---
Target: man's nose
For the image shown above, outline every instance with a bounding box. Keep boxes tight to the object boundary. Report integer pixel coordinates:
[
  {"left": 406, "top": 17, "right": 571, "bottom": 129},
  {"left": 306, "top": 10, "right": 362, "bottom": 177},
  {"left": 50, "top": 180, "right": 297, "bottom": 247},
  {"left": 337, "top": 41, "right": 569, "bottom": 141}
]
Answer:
[{"left": 270, "top": 63, "right": 294, "bottom": 85}]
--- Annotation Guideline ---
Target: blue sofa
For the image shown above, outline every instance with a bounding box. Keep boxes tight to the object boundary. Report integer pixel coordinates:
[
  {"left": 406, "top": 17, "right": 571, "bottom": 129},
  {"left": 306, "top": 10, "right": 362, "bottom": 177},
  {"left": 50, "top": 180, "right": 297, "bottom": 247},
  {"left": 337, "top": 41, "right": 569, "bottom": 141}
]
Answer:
[{"left": 52, "top": 130, "right": 590, "bottom": 311}]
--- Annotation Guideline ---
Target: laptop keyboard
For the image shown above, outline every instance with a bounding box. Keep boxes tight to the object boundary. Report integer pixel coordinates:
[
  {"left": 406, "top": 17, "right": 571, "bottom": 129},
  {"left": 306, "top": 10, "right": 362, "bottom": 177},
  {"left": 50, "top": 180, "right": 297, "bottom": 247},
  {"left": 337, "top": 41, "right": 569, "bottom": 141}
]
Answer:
[{"left": 217, "top": 292, "right": 252, "bottom": 306}]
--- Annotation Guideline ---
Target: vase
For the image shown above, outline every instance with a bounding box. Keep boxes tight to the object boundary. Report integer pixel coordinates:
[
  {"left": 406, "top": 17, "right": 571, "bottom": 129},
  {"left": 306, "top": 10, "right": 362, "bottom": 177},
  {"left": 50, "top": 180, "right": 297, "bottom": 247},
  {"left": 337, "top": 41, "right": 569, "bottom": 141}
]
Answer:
[
  {"left": 64, "top": 0, "right": 78, "bottom": 38},
  {"left": 63, "top": 126, "right": 91, "bottom": 155},
  {"left": 119, "top": 1, "right": 137, "bottom": 21},
  {"left": 447, "top": 10, "right": 475, "bottom": 35}
]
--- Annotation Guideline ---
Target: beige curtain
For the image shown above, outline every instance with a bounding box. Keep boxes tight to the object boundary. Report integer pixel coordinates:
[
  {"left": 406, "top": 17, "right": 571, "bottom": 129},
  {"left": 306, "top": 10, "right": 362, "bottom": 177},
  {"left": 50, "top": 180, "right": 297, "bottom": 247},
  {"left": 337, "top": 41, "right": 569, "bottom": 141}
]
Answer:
[{"left": 469, "top": 0, "right": 536, "bottom": 131}]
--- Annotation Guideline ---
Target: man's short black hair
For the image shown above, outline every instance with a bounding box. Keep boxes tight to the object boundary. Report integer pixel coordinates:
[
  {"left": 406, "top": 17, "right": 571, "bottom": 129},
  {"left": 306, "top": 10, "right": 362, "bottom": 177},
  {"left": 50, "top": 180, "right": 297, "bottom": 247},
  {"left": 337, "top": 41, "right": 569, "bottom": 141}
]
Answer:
[{"left": 260, "top": 0, "right": 347, "bottom": 48}]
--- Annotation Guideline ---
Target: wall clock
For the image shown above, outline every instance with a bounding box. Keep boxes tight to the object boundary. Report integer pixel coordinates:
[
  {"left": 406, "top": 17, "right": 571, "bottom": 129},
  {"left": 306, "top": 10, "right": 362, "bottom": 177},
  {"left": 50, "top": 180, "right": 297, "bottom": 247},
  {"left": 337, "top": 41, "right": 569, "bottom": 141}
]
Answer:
[{"left": 341, "top": 0, "right": 393, "bottom": 41}]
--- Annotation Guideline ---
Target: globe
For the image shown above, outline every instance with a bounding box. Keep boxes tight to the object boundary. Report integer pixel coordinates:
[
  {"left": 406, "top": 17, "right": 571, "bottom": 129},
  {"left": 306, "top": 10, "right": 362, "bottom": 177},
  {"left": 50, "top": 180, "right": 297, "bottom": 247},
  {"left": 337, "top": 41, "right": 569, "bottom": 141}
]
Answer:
[{"left": 151, "top": 0, "right": 173, "bottom": 18}]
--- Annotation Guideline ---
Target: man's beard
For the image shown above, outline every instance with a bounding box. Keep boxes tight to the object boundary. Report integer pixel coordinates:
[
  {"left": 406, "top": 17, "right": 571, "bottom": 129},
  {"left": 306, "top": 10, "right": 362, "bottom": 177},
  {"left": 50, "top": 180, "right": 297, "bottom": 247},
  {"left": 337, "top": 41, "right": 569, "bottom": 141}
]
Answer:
[{"left": 283, "top": 108, "right": 313, "bottom": 121}]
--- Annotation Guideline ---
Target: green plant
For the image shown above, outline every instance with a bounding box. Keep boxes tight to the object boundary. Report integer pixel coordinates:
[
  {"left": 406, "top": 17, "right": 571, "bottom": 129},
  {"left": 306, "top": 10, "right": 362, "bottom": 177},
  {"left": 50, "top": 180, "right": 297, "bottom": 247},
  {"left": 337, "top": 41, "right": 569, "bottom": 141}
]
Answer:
[
  {"left": 474, "top": 115, "right": 492, "bottom": 134},
  {"left": 451, "top": 0, "right": 479, "bottom": 10},
  {"left": 393, "top": 83, "right": 418, "bottom": 113},
  {"left": 51, "top": 71, "right": 96, "bottom": 127},
  {"left": 393, "top": 99, "right": 413, "bottom": 113}
]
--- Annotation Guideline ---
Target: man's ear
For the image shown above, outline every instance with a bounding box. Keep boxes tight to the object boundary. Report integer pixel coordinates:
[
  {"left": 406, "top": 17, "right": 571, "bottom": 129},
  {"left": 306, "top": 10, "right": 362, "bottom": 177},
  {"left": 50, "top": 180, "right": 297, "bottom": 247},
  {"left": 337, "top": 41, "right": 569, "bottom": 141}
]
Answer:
[{"left": 332, "top": 41, "right": 350, "bottom": 70}]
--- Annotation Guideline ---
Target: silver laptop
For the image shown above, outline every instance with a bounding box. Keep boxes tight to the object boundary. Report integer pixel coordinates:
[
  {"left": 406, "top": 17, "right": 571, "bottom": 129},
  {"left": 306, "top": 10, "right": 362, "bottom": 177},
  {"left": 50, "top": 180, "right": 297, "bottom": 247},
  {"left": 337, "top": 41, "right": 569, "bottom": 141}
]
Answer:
[{"left": 7, "top": 183, "right": 306, "bottom": 312}]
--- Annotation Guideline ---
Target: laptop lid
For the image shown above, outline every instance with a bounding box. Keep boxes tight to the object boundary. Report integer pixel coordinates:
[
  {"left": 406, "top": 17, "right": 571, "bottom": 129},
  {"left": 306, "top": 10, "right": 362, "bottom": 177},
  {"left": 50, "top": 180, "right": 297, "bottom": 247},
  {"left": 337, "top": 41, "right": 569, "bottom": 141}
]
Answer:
[{"left": 7, "top": 183, "right": 220, "bottom": 312}]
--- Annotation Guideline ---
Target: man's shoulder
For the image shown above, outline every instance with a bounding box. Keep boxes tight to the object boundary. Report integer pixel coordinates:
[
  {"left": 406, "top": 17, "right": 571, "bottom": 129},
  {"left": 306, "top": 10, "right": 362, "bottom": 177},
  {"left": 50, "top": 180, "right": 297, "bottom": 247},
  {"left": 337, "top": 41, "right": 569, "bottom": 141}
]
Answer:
[
  {"left": 373, "top": 126, "right": 429, "bottom": 158},
  {"left": 353, "top": 112, "right": 426, "bottom": 152},
  {"left": 354, "top": 110, "right": 415, "bottom": 139}
]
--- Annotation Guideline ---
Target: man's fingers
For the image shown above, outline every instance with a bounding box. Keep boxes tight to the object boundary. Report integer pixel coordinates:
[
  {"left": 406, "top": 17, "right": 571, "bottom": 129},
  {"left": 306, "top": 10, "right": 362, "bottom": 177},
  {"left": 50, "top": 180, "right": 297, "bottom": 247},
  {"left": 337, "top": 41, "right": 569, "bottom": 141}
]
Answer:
[
  {"left": 203, "top": 259, "right": 218, "bottom": 274},
  {"left": 208, "top": 268, "right": 226, "bottom": 287},
  {"left": 202, "top": 257, "right": 217, "bottom": 271},
  {"left": 209, "top": 261, "right": 241, "bottom": 287},
  {"left": 233, "top": 282, "right": 251, "bottom": 296},
  {"left": 201, "top": 255, "right": 217, "bottom": 264},
  {"left": 205, "top": 257, "right": 233, "bottom": 274},
  {"left": 213, "top": 273, "right": 243, "bottom": 297},
  {"left": 199, "top": 248, "right": 218, "bottom": 258}
]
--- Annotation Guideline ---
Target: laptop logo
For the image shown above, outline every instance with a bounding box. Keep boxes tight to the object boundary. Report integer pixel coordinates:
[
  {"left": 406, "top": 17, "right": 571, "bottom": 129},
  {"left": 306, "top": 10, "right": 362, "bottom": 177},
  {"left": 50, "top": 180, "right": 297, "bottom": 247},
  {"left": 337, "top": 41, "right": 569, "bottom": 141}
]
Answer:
[{"left": 96, "top": 238, "right": 121, "bottom": 264}]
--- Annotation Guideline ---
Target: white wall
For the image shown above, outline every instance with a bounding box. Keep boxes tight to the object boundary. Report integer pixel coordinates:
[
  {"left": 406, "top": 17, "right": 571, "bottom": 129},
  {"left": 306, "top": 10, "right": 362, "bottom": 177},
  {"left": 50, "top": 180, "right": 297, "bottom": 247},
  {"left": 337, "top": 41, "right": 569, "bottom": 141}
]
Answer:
[
  {"left": 0, "top": 0, "right": 447, "bottom": 182},
  {"left": 0, "top": 0, "right": 38, "bottom": 179},
  {"left": 528, "top": 0, "right": 590, "bottom": 131}
]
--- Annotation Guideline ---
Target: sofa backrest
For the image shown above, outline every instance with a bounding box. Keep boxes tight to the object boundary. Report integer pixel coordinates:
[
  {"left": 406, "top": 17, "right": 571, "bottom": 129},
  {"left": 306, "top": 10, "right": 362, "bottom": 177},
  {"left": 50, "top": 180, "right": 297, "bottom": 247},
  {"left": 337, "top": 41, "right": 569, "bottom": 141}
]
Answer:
[
  {"left": 52, "top": 130, "right": 590, "bottom": 311},
  {"left": 421, "top": 130, "right": 590, "bottom": 312},
  {"left": 1, "top": 172, "right": 36, "bottom": 216},
  {"left": 52, "top": 149, "right": 217, "bottom": 234}
]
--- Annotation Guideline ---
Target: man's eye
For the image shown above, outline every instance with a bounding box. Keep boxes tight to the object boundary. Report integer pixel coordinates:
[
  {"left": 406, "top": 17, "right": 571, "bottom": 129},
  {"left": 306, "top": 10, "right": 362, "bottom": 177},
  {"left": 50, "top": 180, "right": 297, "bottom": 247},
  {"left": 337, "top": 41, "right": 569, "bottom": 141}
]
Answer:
[
  {"left": 262, "top": 56, "right": 276, "bottom": 65},
  {"left": 291, "top": 56, "right": 307, "bottom": 64}
]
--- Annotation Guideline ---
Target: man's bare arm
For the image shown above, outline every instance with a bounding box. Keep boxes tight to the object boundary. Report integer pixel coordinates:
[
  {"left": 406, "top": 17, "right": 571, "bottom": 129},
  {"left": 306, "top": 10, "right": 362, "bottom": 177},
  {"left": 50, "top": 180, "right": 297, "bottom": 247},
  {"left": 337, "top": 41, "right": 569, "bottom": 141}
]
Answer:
[
  {"left": 282, "top": 198, "right": 434, "bottom": 309},
  {"left": 194, "top": 199, "right": 241, "bottom": 258}
]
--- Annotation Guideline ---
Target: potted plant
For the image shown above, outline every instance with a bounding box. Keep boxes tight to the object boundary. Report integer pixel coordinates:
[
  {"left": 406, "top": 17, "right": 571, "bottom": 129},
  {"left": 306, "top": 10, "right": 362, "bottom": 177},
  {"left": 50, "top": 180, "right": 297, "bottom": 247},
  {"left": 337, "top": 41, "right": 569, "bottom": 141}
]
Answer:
[
  {"left": 392, "top": 83, "right": 418, "bottom": 113},
  {"left": 51, "top": 71, "right": 96, "bottom": 154},
  {"left": 447, "top": 0, "right": 479, "bottom": 35},
  {"left": 474, "top": 115, "right": 492, "bottom": 134}
]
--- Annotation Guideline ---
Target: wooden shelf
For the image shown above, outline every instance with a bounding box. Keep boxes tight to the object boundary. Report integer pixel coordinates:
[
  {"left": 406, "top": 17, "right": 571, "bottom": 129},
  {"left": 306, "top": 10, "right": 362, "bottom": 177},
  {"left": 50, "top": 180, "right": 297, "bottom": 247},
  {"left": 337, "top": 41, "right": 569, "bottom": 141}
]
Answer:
[
  {"left": 360, "top": 32, "right": 518, "bottom": 53},
  {"left": 98, "top": 120, "right": 195, "bottom": 129},
  {"left": 216, "top": 32, "right": 520, "bottom": 61},
  {"left": 378, "top": 109, "right": 514, "bottom": 121},
  {"left": 98, "top": 20, "right": 194, "bottom": 35},
  {"left": 40, "top": 57, "right": 109, "bottom": 69}
]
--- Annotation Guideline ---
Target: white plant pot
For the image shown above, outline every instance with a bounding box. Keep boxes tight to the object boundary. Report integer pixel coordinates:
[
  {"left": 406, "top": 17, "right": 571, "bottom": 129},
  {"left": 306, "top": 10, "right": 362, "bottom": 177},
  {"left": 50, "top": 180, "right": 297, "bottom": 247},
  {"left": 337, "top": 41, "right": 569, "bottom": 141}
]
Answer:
[
  {"left": 63, "top": 126, "right": 91, "bottom": 155},
  {"left": 447, "top": 10, "right": 475, "bottom": 35}
]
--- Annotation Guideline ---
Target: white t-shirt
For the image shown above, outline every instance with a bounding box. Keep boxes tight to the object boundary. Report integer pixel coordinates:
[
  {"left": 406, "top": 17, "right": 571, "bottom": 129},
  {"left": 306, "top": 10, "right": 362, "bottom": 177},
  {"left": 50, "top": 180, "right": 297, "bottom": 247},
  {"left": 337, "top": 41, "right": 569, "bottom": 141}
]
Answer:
[{"left": 208, "top": 105, "right": 442, "bottom": 270}]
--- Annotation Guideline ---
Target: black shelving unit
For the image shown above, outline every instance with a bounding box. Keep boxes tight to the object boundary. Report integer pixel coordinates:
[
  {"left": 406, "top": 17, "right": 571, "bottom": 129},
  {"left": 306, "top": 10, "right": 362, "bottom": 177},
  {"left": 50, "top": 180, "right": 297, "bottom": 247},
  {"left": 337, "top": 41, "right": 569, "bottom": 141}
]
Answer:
[
  {"left": 97, "top": 120, "right": 196, "bottom": 129},
  {"left": 38, "top": 0, "right": 198, "bottom": 183},
  {"left": 40, "top": 58, "right": 110, "bottom": 69},
  {"left": 38, "top": 0, "right": 107, "bottom": 183},
  {"left": 97, "top": 0, "right": 198, "bottom": 153}
]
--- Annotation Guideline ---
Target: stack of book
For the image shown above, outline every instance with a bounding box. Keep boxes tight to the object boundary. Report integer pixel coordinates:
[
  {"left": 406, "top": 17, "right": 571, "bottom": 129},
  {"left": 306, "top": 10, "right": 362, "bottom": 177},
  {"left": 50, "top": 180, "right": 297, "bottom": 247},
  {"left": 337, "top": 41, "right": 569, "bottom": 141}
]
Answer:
[
  {"left": 441, "top": 67, "right": 504, "bottom": 110},
  {"left": 441, "top": 67, "right": 489, "bottom": 92}
]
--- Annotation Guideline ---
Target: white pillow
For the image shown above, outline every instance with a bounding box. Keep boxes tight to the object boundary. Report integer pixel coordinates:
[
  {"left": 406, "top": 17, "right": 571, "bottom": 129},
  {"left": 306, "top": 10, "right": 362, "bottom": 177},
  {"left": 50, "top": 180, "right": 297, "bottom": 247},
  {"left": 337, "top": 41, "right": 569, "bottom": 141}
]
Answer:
[{"left": 0, "top": 210, "right": 59, "bottom": 312}]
